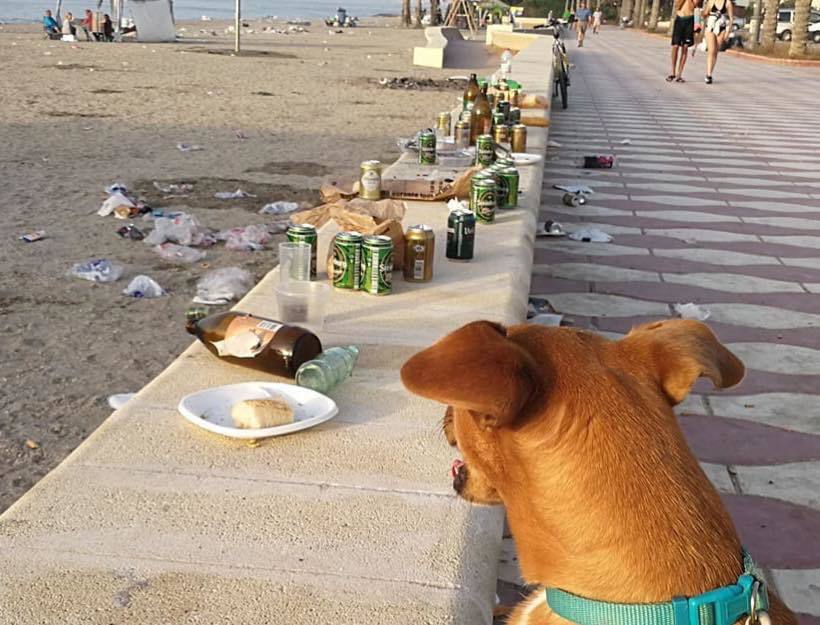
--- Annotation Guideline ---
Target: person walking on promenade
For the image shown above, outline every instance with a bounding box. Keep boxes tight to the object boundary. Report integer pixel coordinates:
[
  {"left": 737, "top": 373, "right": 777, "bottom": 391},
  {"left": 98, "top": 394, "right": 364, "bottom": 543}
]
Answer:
[
  {"left": 592, "top": 7, "right": 603, "bottom": 33},
  {"left": 575, "top": 1, "right": 593, "bottom": 46},
  {"left": 691, "top": 0, "right": 704, "bottom": 56},
  {"left": 702, "top": 0, "right": 734, "bottom": 83},
  {"left": 667, "top": 0, "right": 695, "bottom": 82}
]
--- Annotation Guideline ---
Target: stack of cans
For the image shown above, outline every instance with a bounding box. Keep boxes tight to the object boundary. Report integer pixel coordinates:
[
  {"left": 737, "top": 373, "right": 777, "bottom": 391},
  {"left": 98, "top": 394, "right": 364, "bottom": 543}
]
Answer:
[{"left": 332, "top": 232, "right": 393, "bottom": 295}]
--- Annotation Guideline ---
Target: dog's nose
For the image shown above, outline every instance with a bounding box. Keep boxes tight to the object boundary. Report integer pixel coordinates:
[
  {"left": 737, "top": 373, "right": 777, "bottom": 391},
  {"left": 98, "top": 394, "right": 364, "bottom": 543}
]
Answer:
[{"left": 451, "top": 459, "right": 466, "bottom": 493}]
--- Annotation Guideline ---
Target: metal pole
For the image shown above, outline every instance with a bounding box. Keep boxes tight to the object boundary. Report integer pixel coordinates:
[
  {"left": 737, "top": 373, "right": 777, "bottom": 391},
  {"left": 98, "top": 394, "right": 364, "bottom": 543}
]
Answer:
[{"left": 234, "top": 0, "right": 240, "bottom": 53}]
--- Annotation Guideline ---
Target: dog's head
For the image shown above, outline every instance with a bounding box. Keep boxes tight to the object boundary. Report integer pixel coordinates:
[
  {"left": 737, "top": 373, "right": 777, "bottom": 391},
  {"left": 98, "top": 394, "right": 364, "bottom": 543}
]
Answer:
[{"left": 400, "top": 319, "right": 744, "bottom": 506}]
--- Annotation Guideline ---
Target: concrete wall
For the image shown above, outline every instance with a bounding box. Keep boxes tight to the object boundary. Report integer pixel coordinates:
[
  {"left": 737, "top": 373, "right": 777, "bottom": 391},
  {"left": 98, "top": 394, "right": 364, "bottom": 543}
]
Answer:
[{"left": 0, "top": 36, "right": 555, "bottom": 625}]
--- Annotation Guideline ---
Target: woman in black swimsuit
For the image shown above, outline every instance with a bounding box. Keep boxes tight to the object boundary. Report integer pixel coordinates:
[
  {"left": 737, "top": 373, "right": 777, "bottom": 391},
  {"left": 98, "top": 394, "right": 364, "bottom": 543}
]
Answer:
[{"left": 702, "top": 0, "right": 734, "bottom": 83}]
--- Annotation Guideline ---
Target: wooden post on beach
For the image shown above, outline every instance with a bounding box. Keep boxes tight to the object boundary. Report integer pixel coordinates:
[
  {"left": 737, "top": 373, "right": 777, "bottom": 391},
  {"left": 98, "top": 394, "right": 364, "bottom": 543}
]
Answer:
[{"left": 234, "top": 0, "right": 240, "bottom": 53}]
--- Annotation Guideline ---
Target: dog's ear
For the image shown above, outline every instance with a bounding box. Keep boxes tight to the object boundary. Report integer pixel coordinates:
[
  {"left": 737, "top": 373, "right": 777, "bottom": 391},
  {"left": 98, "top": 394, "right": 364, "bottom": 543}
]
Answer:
[
  {"left": 617, "top": 319, "right": 744, "bottom": 405},
  {"left": 400, "top": 321, "right": 539, "bottom": 427}
]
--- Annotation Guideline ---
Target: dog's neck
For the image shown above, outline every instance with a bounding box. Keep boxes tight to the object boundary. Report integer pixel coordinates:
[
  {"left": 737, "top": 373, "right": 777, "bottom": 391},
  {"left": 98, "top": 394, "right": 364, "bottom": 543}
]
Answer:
[{"left": 503, "top": 402, "right": 742, "bottom": 603}]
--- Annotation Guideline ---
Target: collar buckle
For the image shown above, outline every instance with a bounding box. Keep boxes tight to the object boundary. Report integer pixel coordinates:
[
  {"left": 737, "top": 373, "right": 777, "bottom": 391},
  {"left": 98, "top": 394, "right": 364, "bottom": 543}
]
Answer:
[{"left": 680, "top": 575, "right": 768, "bottom": 625}]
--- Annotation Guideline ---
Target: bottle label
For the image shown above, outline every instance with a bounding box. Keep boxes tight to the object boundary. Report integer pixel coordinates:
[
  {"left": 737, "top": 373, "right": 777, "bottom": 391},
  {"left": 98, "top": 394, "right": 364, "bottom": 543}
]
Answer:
[{"left": 213, "top": 318, "right": 283, "bottom": 358}]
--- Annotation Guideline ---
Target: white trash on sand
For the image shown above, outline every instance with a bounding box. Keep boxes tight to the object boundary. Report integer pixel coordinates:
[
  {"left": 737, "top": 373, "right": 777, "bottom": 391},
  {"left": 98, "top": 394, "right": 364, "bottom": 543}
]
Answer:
[
  {"left": 144, "top": 213, "right": 215, "bottom": 247},
  {"left": 259, "top": 201, "right": 300, "bottom": 215},
  {"left": 218, "top": 224, "right": 272, "bottom": 251},
  {"left": 153, "top": 243, "right": 206, "bottom": 264},
  {"left": 98, "top": 192, "right": 136, "bottom": 217},
  {"left": 214, "top": 189, "right": 256, "bottom": 200},
  {"left": 69, "top": 259, "right": 124, "bottom": 282},
  {"left": 153, "top": 181, "right": 193, "bottom": 195},
  {"left": 123, "top": 275, "right": 166, "bottom": 298},
  {"left": 177, "top": 143, "right": 204, "bottom": 152},
  {"left": 194, "top": 267, "right": 253, "bottom": 305},
  {"left": 674, "top": 302, "right": 711, "bottom": 321}
]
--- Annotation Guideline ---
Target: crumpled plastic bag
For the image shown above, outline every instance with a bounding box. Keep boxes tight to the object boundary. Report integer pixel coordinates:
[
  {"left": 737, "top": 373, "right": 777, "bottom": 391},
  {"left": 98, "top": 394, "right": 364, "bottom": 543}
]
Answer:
[
  {"left": 105, "top": 182, "right": 128, "bottom": 195},
  {"left": 69, "top": 259, "right": 124, "bottom": 282},
  {"left": 145, "top": 213, "right": 215, "bottom": 247},
  {"left": 98, "top": 192, "right": 135, "bottom": 217},
  {"left": 214, "top": 189, "right": 256, "bottom": 200},
  {"left": 153, "top": 243, "right": 206, "bottom": 264},
  {"left": 218, "top": 224, "right": 272, "bottom": 251},
  {"left": 153, "top": 181, "right": 193, "bottom": 195},
  {"left": 193, "top": 267, "right": 253, "bottom": 304},
  {"left": 674, "top": 302, "right": 711, "bottom": 321},
  {"left": 259, "top": 200, "right": 300, "bottom": 215},
  {"left": 123, "top": 275, "right": 166, "bottom": 298},
  {"left": 554, "top": 183, "right": 594, "bottom": 194},
  {"left": 447, "top": 198, "right": 468, "bottom": 212},
  {"left": 568, "top": 227, "right": 612, "bottom": 243}
]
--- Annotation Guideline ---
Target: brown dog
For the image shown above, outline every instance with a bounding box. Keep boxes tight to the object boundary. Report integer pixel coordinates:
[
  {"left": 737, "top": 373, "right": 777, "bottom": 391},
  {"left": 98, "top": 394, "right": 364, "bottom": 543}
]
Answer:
[{"left": 401, "top": 320, "right": 797, "bottom": 625}]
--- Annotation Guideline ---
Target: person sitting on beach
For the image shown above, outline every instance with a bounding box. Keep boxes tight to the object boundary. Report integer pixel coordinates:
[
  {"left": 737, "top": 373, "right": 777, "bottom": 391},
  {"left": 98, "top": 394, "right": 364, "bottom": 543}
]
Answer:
[
  {"left": 43, "top": 9, "right": 60, "bottom": 34},
  {"left": 62, "top": 12, "right": 77, "bottom": 37}
]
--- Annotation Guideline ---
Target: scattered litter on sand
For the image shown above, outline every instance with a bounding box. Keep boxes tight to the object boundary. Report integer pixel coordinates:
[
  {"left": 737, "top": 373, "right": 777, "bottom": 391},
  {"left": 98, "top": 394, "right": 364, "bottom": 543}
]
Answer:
[
  {"left": 376, "top": 76, "right": 462, "bottom": 91},
  {"left": 674, "top": 302, "right": 711, "bottom": 321},
  {"left": 194, "top": 267, "right": 253, "bottom": 305},
  {"left": 218, "top": 224, "right": 272, "bottom": 251},
  {"left": 177, "top": 143, "right": 204, "bottom": 152},
  {"left": 123, "top": 275, "right": 165, "bottom": 298},
  {"left": 116, "top": 224, "right": 145, "bottom": 240},
  {"left": 98, "top": 191, "right": 136, "bottom": 217},
  {"left": 259, "top": 201, "right": 300, "bottom": 215},
  {"left": 214, "top": 189, "right": 256, "bottom": 200},
  {"left": 153, "top": 243, "right": 206, "bottom": 264},
  {"left": 153, "top": 181, "right": 193, "bottom": 195},
  {"left": 568, "top": 227, "right": 612, "bottom": 243},
  {"left": 105, "top": 182, "right": 128, "bottom": 195},
  {"left": 235, "top": 129, "right": 248, "bottom": 140},
  {"left": 144, "top": 213, "right": 215, "bottom": 247},
  {"left": 69, "top": 259, "right": 124, "bottom": 282},
  {"left": 18, "top": 230, "right": 46, "bottom": 242}
]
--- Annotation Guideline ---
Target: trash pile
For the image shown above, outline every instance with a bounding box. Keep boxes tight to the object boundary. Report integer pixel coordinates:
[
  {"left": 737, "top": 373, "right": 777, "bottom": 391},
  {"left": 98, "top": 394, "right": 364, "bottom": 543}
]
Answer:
[{"left": 376, "top": 77, "right": 462, "bottom": 91}]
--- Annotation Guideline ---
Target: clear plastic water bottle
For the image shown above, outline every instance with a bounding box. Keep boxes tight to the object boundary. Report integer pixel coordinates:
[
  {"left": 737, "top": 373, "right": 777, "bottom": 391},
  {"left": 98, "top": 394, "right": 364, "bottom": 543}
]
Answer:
[
  {"left": 295, "top": 345, "right": 359, "bottom": 394},
  {"left": 500, "top": 49, "right": 513, "bottom": 79}
]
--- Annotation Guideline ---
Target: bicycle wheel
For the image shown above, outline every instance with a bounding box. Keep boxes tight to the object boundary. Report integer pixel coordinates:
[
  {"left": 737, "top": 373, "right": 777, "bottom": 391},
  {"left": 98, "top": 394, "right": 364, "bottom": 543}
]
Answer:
[{"left": 558, "top": 66, "right": 568, "bottom": 109}]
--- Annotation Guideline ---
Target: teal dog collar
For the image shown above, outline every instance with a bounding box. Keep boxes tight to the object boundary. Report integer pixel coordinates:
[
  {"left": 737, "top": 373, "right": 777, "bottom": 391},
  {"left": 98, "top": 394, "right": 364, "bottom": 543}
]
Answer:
[{"left": 546, "top": 553, "right": 769, "bottom": 625}]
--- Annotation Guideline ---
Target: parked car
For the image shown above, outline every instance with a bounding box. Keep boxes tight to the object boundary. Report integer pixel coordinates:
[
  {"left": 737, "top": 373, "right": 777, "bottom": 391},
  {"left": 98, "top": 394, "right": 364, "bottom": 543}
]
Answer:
[{"left": 776, "top": 8, "right": 820, "bottom": 43}]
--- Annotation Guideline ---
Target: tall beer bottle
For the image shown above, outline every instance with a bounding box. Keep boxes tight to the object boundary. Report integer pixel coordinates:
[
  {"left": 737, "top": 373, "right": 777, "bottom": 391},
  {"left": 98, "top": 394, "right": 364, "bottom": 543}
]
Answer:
[
  {"left": 186, "top": 311, "right": 322, "bottom": 378},
  {"left": 463, "top": 73, "right": 480, "bottom": 111},
  {"left": 471, "top": 84, "right": 492, "bottom": 145}
]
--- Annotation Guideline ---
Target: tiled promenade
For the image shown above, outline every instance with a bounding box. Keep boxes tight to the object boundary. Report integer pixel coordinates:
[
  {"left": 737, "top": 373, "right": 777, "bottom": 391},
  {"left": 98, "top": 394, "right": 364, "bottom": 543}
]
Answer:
[{"left": 525, "top": 28, "right": 820, "bottom": 625}]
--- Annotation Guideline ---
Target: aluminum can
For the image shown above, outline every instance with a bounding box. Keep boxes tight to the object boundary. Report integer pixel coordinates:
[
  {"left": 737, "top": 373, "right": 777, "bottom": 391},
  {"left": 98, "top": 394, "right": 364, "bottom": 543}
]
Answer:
[
  {"left": 470, "top": 178, "right": 497, "bottom": 224},
  {"left": 454, "top": 121, "right": 471, "bottom": 150},
  {"left": 436, "top": 111, "right": 452, "bottom": 136},
  {"left": 562, "top": 192, "right": 588, "bottom": 207},
  {"left": 493, "top": 124, "right": 510, "bottom": 145},
  {"left": 460, "top": 109, "right": 473, "bottom": 124},
  {"left": 509, "top": 107, "right": 522, "bottom": 124},
  {"left": 475, "top": 134, "right": 495, "bottom": 167},
  {"left": 496, "top": 88, "right": 509, "bottom": 102},
  {"left": 332, "top": 231, "right": 363, "bottom": 290},
  {"left": 492, "top": 111, "right": 506, "bottom": 129},
  {"left": 447, "top": 209, "right": 475, "bottom": 261},
  {"left": 487, "top": 92, "right": 496, "bottom": 110},
  {"left": 510, "top": 89, "right": 521, "bottom": 107},
  {"left": 511, "top": 124, "right": 527, "bottom": 153},
  {"left": 495, "top": 156, "right": 516, "bottom": 168},
  {"left": 418, "top": 130, "right": 437, "bottom": 166},
  {"left": 359, "top": 160, "right": 382, "bottom": 201},
  {"left": 404, "top": 224, "right": 435, "bottom": 282},
  {"left": 496, "top": 100, "right": 511, "bottom": 122},
  {"left": 361, "top": 235, "right": 393, "bottom": 295},
  {"left": 497, "top": 168, "right": 520, "bottom": 209},
  {"left": 287, "top": 223, "right": 318, "bottom": 278}
]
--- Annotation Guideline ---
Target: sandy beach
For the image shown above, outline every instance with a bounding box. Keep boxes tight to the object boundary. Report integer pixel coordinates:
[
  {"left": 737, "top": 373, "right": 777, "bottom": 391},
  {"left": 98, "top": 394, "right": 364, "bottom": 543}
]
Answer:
[{"left": 0, "top": 18, "right": 496, "bottom": 513}]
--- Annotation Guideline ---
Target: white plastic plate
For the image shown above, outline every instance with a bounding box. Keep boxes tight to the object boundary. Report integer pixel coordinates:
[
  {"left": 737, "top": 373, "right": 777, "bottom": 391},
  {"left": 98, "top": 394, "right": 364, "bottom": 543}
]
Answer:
[
  {"left": 178, "top": 382, "right": 338, "bottom": 439},
  {"left": 512, "top": 153, "right": 543, "bottom": 166}
]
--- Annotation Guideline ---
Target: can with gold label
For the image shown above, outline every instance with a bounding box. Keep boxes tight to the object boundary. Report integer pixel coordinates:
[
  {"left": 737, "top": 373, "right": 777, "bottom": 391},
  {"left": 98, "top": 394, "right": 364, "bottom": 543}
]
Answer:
[
  {"left": 511, "top": 124, "right": 527, "bottom": 153},
  {"left": 454, "top": 120, "right": 471, "bottom": 150},
  {"left": 359, "top": 160, "right": 382, "bottom": 200},
  {"left": 493, "top": 124, "right": 510, "bottom": 145},
  {"left": 436, "top": 112, "right": 451, "bottom": 137},
  {"left": 403, "top": 224, "right": 435, "bottom": 282}
]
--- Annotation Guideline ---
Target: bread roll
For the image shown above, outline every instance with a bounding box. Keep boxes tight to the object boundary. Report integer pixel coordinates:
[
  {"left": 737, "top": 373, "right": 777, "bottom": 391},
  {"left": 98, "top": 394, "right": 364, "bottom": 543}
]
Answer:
[{"left": 231, "top": 398, "right": 294, "bottom": 429}]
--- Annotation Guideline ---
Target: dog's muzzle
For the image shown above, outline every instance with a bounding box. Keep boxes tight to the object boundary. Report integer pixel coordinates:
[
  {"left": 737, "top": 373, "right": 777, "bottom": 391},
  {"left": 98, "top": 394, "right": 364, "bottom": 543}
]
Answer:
[{"left": 451, "top": 458, "right": 466, "bottom": 493}]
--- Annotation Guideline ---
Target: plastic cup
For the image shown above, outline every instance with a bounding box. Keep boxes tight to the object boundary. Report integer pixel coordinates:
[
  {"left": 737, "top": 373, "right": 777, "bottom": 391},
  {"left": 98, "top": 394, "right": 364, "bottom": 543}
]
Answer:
[
  {"left": 278, "top": 241, "right": 311, "bottom": 284},
  {"left": 274, "top": 281, "right": 331, "bottom": 331}
]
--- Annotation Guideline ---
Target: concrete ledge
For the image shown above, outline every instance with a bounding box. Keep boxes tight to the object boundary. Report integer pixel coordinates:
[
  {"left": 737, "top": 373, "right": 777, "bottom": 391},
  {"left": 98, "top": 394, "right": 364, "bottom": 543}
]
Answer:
[
  {"left": 0, "top": 35, "right": 555, "bottom": 625},
  {"left": 413, "top": 26, "right": 463, "bottom": 68},
  {"left": 486, "top": 23, "right": 514, "bottom": 45}
]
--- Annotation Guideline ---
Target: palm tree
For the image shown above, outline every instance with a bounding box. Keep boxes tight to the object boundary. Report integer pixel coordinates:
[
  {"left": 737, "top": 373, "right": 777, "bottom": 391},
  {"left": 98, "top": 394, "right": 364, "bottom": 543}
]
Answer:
[
  {"left": 415, "top": 0, "right": 424, "bottom": 25},
  {"left": 430, "top": 0, "right": 440, "bottom": 24},
  {"left": 789, "top": 0, "right": 811, "bottom": 55},
  {"left": 648, "top": 0, "right": 661, "bottom": 30},
  {"left": 621, "top": 0, "right": 634, "bottom": 21},
  {"left": 401, "top": 0, "right": 412, "bottom": 26},
  {"left": 760, "top": 0, "right": 778, "bottom": 47}
]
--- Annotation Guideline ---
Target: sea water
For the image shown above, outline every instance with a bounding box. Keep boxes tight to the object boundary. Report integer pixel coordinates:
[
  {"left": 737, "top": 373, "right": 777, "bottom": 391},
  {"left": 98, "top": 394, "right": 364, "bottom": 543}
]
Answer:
[{"left": 1, "top": 0, "right": 398, "bottom": 23}]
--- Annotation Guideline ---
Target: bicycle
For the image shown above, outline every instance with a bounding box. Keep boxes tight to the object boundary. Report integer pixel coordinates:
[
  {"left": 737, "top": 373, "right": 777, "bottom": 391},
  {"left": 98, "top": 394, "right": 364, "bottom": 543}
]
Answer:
[{"left": 550, "top": 22, "right": 570, "bottom": 110}]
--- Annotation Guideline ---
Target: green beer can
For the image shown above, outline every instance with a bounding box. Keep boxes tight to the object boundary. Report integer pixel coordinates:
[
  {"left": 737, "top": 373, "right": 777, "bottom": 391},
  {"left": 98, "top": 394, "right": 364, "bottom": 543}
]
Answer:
[
  {"left": 497, "top": 167, "right": 520, "bottom": 209},
  {"left": 332, "top": 231, "right": 363, "bottom": 290},
  {"left": 287, "top": 223, "right": 318, "bottom": 278},
  {"left": 361, "top": 235, "right": 393, "bottom": 295},
  {"left": 418, "top": 130, "right": 437, "bottom": 166},
  {"left": 475, "top": 134, "right": 495, "bottom": 167},
  {"left": 470, "top": 177, "right": 497, "bottom": 224}
]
